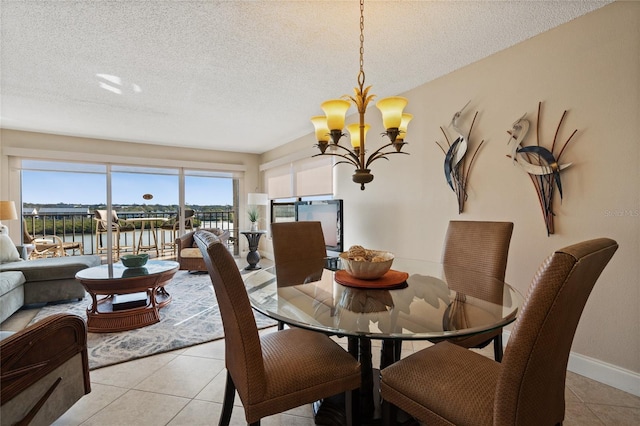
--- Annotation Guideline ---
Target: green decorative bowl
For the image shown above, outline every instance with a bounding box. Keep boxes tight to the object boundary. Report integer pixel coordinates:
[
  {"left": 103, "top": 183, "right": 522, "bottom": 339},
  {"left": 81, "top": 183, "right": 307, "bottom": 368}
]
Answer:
[{"left": 120, "top": 253, "right": 149, "bottom": 268}]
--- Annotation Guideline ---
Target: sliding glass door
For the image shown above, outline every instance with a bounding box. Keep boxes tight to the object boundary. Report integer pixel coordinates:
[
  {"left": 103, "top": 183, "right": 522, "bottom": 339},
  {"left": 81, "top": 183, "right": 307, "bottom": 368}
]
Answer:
[{"left": 20, "top": 160, "right": 238, "bottom": 261}]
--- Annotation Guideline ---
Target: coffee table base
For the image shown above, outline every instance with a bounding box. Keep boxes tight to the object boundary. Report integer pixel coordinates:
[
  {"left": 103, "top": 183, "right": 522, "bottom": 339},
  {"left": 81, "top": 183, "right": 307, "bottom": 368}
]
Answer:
[
  {"left": 87, "top": 306, "right": 161, "bottom": 333},
  {"left": 86, "top": 288, "right": 172, "bottom": 333}
]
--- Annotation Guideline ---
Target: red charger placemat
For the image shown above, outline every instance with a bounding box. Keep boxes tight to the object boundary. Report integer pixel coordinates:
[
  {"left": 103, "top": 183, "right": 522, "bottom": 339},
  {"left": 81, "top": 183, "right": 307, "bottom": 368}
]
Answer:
[{"left": 335, "top": 269, "right": 409, "bottom": 289}]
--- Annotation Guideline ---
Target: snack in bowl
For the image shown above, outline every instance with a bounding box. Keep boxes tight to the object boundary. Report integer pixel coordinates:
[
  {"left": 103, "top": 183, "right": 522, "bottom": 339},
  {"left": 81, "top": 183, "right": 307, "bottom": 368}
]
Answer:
[{"left": 339, "top": 245, "right": 394, "bottom": 280}]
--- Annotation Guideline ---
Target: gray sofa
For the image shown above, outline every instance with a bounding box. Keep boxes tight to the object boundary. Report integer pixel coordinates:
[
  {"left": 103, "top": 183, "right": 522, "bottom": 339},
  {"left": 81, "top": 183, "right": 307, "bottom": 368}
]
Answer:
[{"left": 0, "top": 246, "right": 100, "bottom": 323}]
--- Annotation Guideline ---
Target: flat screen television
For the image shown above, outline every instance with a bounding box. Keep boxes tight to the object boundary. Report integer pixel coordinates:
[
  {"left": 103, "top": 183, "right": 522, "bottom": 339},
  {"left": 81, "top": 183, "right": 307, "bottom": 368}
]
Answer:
[{"left": 294, "top": 199, "right": 343, "bottom": 253}]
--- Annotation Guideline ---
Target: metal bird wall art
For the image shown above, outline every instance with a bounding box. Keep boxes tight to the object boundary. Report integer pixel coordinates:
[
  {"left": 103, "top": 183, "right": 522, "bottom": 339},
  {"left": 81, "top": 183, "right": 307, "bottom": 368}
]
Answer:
[
  {"left": 506, "top": 102, "right": 578, "bottom": 235},
  {"left": 436, "top": 101, "right": 485, "bottom": 214}
]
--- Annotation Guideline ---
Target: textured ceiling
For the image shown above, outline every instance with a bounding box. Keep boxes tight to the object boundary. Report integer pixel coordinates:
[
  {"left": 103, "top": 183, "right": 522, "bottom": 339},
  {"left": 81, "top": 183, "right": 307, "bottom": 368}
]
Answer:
[{"left": 0, "top": 1, "right": 611, "bottom": 154}]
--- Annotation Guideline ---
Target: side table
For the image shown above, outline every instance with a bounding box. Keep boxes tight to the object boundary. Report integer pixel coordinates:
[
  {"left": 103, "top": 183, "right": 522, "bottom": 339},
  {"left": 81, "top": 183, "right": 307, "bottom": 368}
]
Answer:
[{"left": 241, "top": 231, "right": 266, "bottom": 270}]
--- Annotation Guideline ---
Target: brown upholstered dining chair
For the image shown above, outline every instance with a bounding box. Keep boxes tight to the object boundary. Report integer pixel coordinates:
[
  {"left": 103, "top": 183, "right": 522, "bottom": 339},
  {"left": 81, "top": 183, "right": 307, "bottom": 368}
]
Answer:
[
  {"left": 193, "top": 229, "right": 361, "bottom": 426},
  {"left": 440, "top": 220, "right": 514, "bottom": 361},
  {"left": 380, "top": 237, "right": 618, "bottom": 426},
  {"left": 271, "top": 221, "right": 328, "bottom": 265},
  {"left": 271, "top": 221, "right": 328, "bottom": 329}
]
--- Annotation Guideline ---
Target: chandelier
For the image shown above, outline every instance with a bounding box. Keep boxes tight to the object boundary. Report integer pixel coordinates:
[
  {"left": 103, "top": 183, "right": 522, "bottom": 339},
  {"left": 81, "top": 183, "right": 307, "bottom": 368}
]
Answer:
[{"left": 311, "top": 0, "right": 412, "bottom": 191}]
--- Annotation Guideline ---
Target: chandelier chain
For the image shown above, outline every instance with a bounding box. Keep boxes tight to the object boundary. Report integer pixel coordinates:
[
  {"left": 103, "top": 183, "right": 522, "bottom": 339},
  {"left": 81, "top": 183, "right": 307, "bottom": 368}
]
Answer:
[{"left": 358, "top": 0, "right": 365, "bottom": 87}]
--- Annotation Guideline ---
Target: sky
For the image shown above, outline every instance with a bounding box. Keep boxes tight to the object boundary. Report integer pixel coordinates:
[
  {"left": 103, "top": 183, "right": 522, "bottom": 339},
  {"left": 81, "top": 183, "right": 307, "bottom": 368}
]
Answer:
[{"left": 22, "top": 171, "right": 233, "bottom": 206}]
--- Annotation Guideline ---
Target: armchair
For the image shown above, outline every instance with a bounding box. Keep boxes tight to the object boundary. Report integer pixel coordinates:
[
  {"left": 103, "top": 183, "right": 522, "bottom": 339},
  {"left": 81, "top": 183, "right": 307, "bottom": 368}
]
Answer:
[
  {"left": 1, "top": 313, "right": 91, "bottom": 426},
  {"left": 176, "top": 228, "right": 230, "bottom": 272}
]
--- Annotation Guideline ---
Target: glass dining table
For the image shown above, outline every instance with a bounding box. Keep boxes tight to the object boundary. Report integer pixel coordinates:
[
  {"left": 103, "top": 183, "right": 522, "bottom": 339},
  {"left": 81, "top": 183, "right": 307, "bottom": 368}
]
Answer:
[{"left": 243, "top": 256, "right": 524, "bottom": 422}]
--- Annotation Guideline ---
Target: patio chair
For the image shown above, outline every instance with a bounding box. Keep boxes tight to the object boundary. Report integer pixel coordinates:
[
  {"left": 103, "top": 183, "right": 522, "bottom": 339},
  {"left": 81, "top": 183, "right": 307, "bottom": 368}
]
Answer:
[
  {"left": 160, "top": 208, "right": 195, "bottom": 255},
  {"left": 94, "top": 210, "right": 135, "bottom": 259},
  {"left": 22, "top": 219, "right": 84, "bottom": 258}
]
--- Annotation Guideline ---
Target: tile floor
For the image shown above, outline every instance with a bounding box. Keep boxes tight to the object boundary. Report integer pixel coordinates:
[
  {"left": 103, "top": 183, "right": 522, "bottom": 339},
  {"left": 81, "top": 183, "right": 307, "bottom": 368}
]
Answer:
[
  {"left": 3, "top": 307, "right": 639, "bottom": 426},
  {"left": 2, "top": 257, "right": 638, "bottom": 425}
]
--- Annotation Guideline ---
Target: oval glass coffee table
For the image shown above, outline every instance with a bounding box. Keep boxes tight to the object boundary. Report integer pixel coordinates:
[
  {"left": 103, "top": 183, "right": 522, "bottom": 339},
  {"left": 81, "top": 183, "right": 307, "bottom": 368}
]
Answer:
[{"left": 75, "top": 260, "right": 179, "bottom": 333}]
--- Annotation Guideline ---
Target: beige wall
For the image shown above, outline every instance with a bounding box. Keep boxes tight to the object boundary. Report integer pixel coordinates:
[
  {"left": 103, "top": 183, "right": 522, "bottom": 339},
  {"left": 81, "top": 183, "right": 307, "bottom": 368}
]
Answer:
[{"left": 263, "top": 1, "right": 640, "bottom": 383}]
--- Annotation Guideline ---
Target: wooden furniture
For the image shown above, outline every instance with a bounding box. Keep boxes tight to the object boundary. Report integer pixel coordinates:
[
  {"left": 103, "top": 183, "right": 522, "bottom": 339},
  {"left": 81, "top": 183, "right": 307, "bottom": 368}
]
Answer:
[
  {"left": 193, "top": 230, "right": 361, "bottom": 426},
  {"left": 160, "top": 209, "right": 195, "bottom": 255},
  {"left": 241, "top": 230, "right": 265, "bottom": 270},
  {"left": 124, "top": 217, "right": 168, "bottom": 257},
  {"left": 94, "top": 210, "right": 135, "bottom": 260},
  {"left": 243, "top": 256, "right": 523, "bottom": 423},
  {"left": 1, "top": 314, "right": 91, "bottom": 426},
  {"left": 175, "top": 228, "right": 230, "bottom": 272},
  {"left": 380, "top": 238, "right": 618, "bottom": 426},
  {"left": 441, "top": 220, "right": 514, "bottom": 361},
  {"left": 22, "top": 219, "right": 84, "bottom": 258},
  {"left": 75, "top": 260, "right": 179, "bottom": 333}
]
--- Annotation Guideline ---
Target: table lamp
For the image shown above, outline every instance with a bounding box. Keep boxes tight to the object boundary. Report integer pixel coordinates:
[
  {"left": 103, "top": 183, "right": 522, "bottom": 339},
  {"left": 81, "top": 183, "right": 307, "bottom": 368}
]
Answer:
[{"left": 0, "top": 201, "right": 18, "bottom": 235}]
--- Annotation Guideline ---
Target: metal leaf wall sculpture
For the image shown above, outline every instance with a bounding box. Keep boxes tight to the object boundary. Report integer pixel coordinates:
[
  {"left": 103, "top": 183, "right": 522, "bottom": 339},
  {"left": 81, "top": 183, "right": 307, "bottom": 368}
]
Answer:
[
  {"left": 436, "top": 102, "right": 485, "bottom": 213},
  {"left": 506, "top": 102, "right": 578, "bottom": 235}
]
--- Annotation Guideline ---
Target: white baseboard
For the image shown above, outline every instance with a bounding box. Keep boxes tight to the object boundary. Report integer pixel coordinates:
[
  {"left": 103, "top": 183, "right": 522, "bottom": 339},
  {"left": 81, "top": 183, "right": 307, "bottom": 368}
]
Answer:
[
  {"left": 503, "top": 331, "right": 640, "bottom": 397},
  {"left": 567, "top": 352, "right": 640, "bottom": 397}
]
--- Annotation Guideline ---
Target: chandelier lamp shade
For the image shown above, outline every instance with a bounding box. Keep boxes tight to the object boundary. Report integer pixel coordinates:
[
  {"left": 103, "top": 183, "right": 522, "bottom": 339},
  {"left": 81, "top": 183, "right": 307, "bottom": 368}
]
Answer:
[{"left": 311, "top": 0, "right": 412, "bottom": 190}]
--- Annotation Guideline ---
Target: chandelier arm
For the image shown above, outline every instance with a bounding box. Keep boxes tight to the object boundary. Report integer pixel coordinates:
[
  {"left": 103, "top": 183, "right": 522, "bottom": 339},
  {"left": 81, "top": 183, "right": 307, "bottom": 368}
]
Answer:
[
  {"left": 329, "top": 143, "right": 364, "bottom": 166},
  {"left": 366, "top": 150, "right": 410, "bottom": 168},
  {"left": 364, "top": 141, "right": 398, "bottom": 168},
  {"left": 312, "top": 152, "right": 360, "bottom": 168}
]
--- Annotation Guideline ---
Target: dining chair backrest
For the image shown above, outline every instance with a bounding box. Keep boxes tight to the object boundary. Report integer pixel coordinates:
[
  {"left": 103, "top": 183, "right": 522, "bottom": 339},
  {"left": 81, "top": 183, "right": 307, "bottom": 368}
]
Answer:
[
  {"left": 442, "top": 221, "right": 514, "bottom": 283},
  {"left": 495, "top": 238, "right": 618, "bottom": 425},
  {"left": 271, "top": 221, "right": 327, "bottom": 262},
  {"left": 271, "top": 221, "right": 328, "bottom": 287},
  {"left": 193, "top": 230, "right": 266, "bottom": 402}
]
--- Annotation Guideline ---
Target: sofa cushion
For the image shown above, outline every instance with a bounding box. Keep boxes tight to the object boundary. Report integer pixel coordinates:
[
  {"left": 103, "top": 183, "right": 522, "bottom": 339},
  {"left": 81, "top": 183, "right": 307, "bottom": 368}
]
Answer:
[
  {"left": 180, "top": 248, "right": 203, "bottom": 259},
  {"left": 0, "top": 235, "right": 22, "bottom": 264},
  {"left": 0, "top": 271, "right": 25, "bottom": 297},
  {"left": 0, "top": 255, "right": 100, "bottom": 283}
]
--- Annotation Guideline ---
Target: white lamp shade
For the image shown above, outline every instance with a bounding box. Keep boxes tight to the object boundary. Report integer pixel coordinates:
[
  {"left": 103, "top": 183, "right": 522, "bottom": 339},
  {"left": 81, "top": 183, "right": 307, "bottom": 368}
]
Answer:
[{"left": 247, "top": 193, "right": 269, "bottom": 206}]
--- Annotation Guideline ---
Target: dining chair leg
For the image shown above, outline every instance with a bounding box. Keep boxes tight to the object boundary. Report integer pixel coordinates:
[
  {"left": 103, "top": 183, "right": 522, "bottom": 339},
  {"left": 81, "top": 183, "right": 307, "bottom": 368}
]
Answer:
[
  {"left": 219, "top": 372, "right": 235, "bottom": 426},
  {"left": 347, "top": 387, "right": 361, "bottom": 426},
  {"left": 493, "top": 334, "right": 503, "bottom": 362},
  {"left": 381, "top": 399, "right": 398, "bottom": 426}
]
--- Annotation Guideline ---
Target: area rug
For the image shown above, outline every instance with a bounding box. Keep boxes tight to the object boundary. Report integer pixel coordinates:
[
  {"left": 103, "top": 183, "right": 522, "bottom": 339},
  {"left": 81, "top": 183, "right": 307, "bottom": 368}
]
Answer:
[{"left": 29, "top": 270, "right": 277, "bottom": 370}]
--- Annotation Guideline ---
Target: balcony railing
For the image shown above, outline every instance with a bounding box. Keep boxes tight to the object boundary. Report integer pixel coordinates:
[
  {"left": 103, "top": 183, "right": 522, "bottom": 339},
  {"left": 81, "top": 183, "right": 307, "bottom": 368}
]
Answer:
[{"left": 22, "top": 209, "right": 239, "bottom": 257}]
